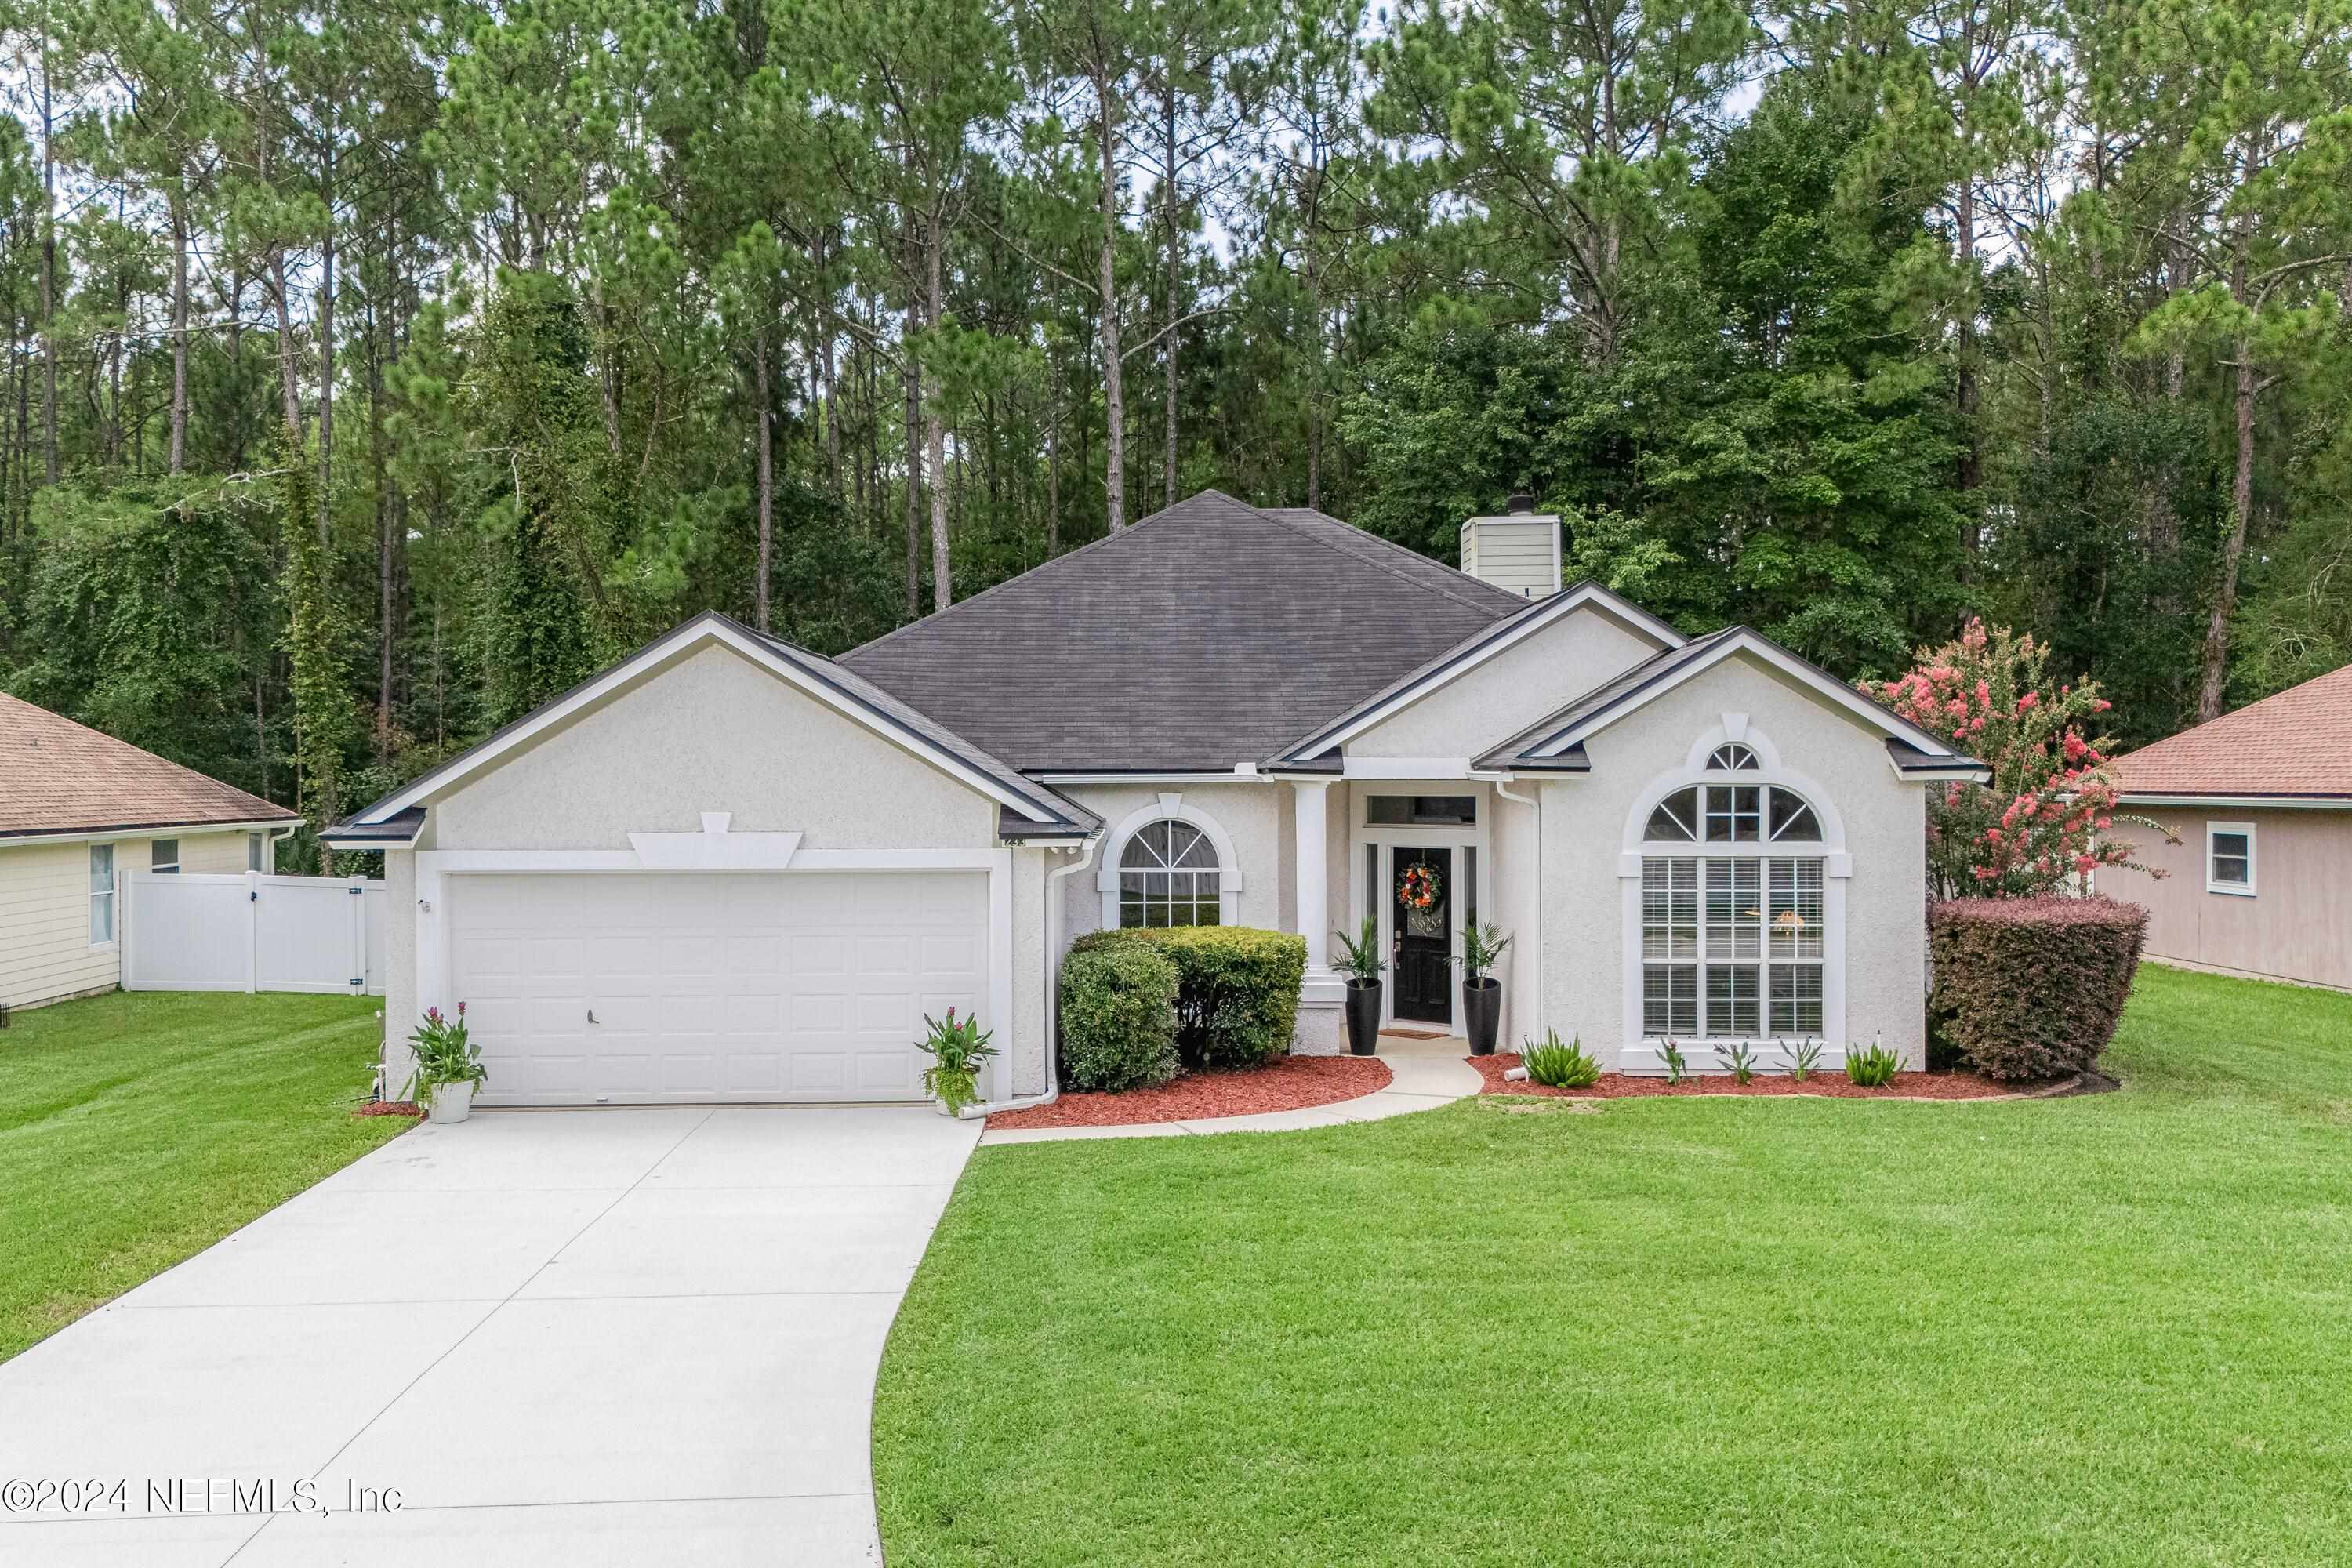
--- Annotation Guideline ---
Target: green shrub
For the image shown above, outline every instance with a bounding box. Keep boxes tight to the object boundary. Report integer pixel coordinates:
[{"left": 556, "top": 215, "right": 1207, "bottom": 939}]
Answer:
[
  {"left": 1714, "top": 1039, "right": 1760, "bottom": 1084},
  {"left": 1844, "top": 1039, "right": 1902, "bottom": 1087},
  {"left": 1656, "top": 1036, "right": 1690, "bottom": 1084},
  {"left": 1928, "top": 895, "right": 2147, "bottom": 1080},
  {"left": 1058, "top": 943, "right": 1180, "bottom": 1092},
  {"left": 1069, "top": 926, "right": 1307, "bottom": 1070},
  {"left": 1521, "top": 1028, "right": 1600, "bottom": 1088},
  {"left": 1783, "top": 1036, "right": 1824, "bottom": 1081}
]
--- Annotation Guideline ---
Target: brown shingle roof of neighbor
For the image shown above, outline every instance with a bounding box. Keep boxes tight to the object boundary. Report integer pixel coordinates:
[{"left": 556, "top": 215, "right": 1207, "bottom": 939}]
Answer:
[
  {"left": 840, "top": 491, "right": 1527, "bottom": 772},
  {"left": 2111, "top": 662, "right": 2352, "bottom": 800},
  {"left": 0, "top": 691, "right": 299, "bottom": 840}
]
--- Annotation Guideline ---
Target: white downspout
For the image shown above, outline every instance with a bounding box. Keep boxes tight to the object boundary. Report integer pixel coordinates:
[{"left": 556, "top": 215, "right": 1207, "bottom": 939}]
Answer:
[
  {"left": 1492, "top": 777, "right": 1539, "bottom": 1043},
  {"left": 963, "top": 830, "right": 1101, "bottom": 1118}
]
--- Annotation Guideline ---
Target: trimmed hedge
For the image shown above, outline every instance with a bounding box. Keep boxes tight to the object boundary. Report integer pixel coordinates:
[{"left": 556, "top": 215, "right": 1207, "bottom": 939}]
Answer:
[
  {"left": 1057, "top": 942, "right": 1181, "bottom": 1091},
  {"left": 1928, "top": 895, "right": 2147, "bottom": 1081},
  {"left": 1069, "top": 926, "right": 1308, "bottom": 1071}
]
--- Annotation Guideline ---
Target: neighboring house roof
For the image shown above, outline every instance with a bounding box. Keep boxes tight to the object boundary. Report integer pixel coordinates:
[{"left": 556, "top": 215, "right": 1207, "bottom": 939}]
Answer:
[
  {"left": 327, "top": 614, "right": 1096, "bottom": 843},
  {"left": 0, "top": 691, "right": 299, "bottom": 841},
  {"left": 1474, "top": 626, "right": 1987, "bottom": 777},
  {"left": 2111, "top": 663, "right": 2352, "bottom": 803},
  {"left": 840, "top": 491, "right": 1527, "bottom": 773},
  {"left": 1268, "top": 581, "right": 1684, "bottom": 768}
]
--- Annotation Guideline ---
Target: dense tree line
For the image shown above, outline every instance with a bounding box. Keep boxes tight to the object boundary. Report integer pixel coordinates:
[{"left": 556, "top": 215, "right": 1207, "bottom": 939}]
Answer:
[{"left": 0, "top": 0, "right": 2345, "bottom": 864}]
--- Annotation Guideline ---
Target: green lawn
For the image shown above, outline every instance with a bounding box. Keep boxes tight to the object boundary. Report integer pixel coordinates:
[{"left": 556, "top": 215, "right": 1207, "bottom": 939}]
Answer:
[
  {"left": 0, "top": 990, "right": 405, "bottom": 1363},
  {"left": 875, "top": 965, "right": 2352, "bottom": 1566}
]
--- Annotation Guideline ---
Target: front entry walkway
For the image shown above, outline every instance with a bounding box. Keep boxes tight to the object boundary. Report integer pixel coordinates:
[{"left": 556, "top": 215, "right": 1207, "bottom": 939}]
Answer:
[{"left": 0, "top": 1105, "right": 979, "bottom": 1566}]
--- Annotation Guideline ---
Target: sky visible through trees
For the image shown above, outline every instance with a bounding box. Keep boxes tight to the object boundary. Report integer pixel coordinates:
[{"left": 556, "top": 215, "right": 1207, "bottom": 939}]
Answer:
[{"left": 0, "top": 0, "right": 2345, "bottom": 861}]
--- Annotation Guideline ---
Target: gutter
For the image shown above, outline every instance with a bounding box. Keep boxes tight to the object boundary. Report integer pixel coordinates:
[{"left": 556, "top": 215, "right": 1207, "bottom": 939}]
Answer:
[{"left": 960, "top": 828, "right": 1102, "bottom": 1118}]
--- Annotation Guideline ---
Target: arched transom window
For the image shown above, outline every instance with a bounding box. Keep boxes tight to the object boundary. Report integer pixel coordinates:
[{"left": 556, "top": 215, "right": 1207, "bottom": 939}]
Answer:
[
  {"left": 1638, "top": 781, "right": 1827, "bottom": 1040},
  {"left": 1707, "top": 742, "right": 1761, "bottom": 771},
  {"left": 1119, "top": 820, "right": 1223, "bottom": 927}
]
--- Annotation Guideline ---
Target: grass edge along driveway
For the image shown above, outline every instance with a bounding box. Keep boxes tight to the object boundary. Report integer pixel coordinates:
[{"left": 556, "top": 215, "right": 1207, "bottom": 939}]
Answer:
[
  {"left": 0, "top": 991, "right": 404, "bottom": 1363},
  {"left": 874, "top": 965, "right": 2352, "bottom": 1567}
]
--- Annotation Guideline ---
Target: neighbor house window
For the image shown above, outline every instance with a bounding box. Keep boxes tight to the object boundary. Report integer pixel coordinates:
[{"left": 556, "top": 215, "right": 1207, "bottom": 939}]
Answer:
[
  {"left": 1367, "top": 794, "right": 1476, "bottom": 826},
  {"left": 2206, "top": 822, "right": 2255, "bottom": 896},
  {"left": 151, "top": 839, "right": 180, "bottom": 875},
  {"left": 248, "top": 832, "right": 267, "bottom": 872},
  {"left": 1119, "top": 819, "right": 1223, "bottom": 927},
  {"left": 89, "top": 844, "right": 116, "bottom": 945}
]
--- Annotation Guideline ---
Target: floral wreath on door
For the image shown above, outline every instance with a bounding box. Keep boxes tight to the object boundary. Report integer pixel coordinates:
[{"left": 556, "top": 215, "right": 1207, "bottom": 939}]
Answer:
[{"left": 1399, "top": 861, "right": 1442, "bottom": 911}]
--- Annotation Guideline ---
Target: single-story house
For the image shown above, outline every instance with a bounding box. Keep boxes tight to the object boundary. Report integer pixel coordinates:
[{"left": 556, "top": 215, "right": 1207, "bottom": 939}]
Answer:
[
  {"left": 0, "top": 693, "right": 301, "bottom": 1011},
  {"left": 325, "top": 492, "right": 1987, "bottom": 1106},
  {"left": 2105, "top": 662, "right": 2352, "bottom": 990}
]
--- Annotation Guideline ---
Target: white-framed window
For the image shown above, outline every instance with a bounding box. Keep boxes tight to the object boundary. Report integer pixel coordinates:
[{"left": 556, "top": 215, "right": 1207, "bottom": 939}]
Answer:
[
  {"left": 248, "top": 831, "right": 267, "bottom": 872},
  {"left": 1118, "top": 819, "right": 1223, "bottom": 927},
  {"left": 2206, "top": 822, "right": 2256, "bottom": 896},
  {"left": 1643, "top": 784, "right": 1821, "bottom": 845},
  {"left": 1642, "top": 854, "right": 1824, "bottom": 1037},
  {"left": 89, "top": 844, "right": 116, "bottom": 946},
  {"left": 151, "top": 838, "right": 180, "bottom": 875}
]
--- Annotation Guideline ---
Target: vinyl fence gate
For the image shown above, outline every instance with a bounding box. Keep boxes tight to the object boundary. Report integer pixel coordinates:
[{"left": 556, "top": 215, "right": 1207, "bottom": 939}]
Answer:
[{"left": 122, "top": 871, "right": 387, "bottom": 996}]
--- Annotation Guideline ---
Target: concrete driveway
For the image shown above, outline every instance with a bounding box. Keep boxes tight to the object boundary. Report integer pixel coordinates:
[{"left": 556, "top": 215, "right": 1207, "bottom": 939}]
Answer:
[{"left": 0, "top": 1105, "right": 981, "bottom": 1566}]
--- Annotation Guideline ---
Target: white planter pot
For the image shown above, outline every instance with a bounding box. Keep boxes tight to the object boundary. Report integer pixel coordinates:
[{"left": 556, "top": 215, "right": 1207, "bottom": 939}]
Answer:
[{"left": 428, "top": 1081, "right": 476, "bottom": 1125}]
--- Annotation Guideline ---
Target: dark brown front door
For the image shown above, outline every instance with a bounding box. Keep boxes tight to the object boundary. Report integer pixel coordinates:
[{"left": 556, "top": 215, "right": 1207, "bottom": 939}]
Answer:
[{"left": 1392, "top": 847, "right": 1452, "bottom": 1024}]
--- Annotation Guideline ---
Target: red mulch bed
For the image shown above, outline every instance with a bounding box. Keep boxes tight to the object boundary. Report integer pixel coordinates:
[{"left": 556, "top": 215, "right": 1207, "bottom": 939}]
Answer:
[
  {"left": 1473, "top": 1053, "right": 2024, "bottom": 1101},
  {"left": 987, "top": 1055, "right": 1392, "bottom": 1129},
  {"left": 355, "top": 1099, "right": 424, "bottom": 1118}
]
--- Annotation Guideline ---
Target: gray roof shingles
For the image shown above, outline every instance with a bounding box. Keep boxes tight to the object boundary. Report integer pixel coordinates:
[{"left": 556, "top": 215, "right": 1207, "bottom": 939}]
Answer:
[{"left": 840, "top": 492, "right": 1526, "bottom": 772}]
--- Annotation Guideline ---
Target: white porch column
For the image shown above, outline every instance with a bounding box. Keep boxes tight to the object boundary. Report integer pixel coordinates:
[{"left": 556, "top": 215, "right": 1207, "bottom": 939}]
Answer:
[
  {"left": 1290, "top": 779, "right": 1345, "bottom": 1054},
  {"left": 1293, "top": 779, "right": 1331, "bottom": 973}
]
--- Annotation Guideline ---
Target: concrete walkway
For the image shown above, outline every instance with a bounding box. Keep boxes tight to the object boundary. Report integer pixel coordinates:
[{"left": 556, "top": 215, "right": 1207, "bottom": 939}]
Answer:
[
  {"left": 979, "top": 1035, "right": 1483, "bottom": 1145},
  {"left": 0, "top": 1105, "right": 979, "bottom": 1567}
]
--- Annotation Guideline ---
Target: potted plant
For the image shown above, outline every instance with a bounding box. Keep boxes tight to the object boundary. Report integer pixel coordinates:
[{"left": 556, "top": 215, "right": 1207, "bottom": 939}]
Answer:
[
  {"left": 1332, "top": 915, "right": 1385, "bottom": 1056},
  {"left": 402, "top": 1003, "right": 486, "bottom": 1124},
  {"left": 1454, "top": 920, "right": 1513, "bottom": 1056},
  {"left": 919, "top": 1007, "right": 998, "bottom": 1118}
]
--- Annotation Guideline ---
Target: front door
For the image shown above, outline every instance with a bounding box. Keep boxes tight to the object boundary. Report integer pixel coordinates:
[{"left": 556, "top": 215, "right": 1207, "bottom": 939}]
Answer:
[{"left": 1391, "top": 846, "right": 1453, "bottom": 1024}]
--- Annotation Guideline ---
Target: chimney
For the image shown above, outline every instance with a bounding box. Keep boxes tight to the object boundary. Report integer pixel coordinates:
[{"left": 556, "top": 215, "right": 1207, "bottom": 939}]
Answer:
[{"left": 1459, "top": 496, "right": 1561, "bottom": 599}]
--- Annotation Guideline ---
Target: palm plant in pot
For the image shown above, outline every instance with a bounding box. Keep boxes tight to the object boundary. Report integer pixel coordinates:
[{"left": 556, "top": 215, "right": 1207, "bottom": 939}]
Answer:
[
  {"left": 919, "top": 1008, "right": 997, "bottom": 1118},
  {"left": 1455, "top": 921, "right": 1513, "bottom": 1056},
  {"left": 1332, "top": 915, "right": 1385, "bottom": 1056},
  {"left": 402, "top": 1003, "right": 487, "bottom": 1124}
]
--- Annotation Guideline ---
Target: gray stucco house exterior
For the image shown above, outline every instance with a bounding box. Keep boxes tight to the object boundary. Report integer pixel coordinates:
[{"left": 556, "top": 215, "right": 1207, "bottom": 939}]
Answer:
[{"left": 328, "top": 492, "right": 1985, "bottom": 1107}]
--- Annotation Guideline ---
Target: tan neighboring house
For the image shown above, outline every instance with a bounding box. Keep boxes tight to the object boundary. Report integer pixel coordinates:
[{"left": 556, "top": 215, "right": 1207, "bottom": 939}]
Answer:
[
  {"left": 0, "top": 693, "right": 301, "bottom": 1011},
  {"left": 2107, "top": 663, "right": 2352, "bottom": 991}
]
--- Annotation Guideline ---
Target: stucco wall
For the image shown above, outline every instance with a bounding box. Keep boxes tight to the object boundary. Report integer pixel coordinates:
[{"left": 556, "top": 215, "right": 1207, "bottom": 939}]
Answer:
[
  {"left": 1348, "top": 608, "right": 1664, "bottom": 759},
  {"left": 1537, "top": 654, "right": 1929, "bottom": 1067},
  {"left": 0, "top": 829, "right": 255, "bottom": 1011},
  {"left": 426, "top": 643, "right": 999, "bottom": 852},
  {"left": 2108, "top": 808, "right": 2352, "bottom": 990}
]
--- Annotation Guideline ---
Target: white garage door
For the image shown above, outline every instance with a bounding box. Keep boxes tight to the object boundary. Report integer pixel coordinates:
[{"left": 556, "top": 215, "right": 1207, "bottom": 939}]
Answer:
[{"left": 449, "top": 872, "right": 989, "bottom": 1105}]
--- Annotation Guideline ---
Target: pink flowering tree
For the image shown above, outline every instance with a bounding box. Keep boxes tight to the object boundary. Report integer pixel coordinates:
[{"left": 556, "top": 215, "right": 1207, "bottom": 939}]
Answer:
[{"left": 1864, "top": 620, "right": 2176, "bottom": 898}]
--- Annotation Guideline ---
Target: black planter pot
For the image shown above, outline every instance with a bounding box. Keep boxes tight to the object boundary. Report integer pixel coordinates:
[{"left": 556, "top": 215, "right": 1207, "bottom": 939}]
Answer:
[
  {"left": 1344, "top": 981, "right": 1383, "bottom": 1056},
  {"left": 1461, "top": 978, "right": 1503, "bottom": 1056}
]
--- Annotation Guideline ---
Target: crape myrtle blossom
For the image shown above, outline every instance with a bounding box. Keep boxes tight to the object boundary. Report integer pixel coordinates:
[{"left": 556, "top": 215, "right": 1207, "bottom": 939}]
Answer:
[{"left": 1863, "top": 619, "right": 2176, "bottom": 899}]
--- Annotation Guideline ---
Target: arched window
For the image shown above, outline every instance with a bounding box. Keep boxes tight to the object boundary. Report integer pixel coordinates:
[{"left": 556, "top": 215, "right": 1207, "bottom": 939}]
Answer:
[
  {"left": 1636, "top": 778, "right": 1828, "bottom": 1040},
  {"left": 1708, "top": 742, "right": 1760, "bottom": 771},
  {"left": 1119, "top": 819, "right": 1223, "bottom": 927}
]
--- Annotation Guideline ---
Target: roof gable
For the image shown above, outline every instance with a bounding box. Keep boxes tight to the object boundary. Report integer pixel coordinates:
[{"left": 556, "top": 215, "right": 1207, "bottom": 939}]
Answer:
[
  {"left": 840, "top": 491, "right": 1527, "bottom": 773},
  {"left": 334, "top": 614, "right": 1093, "bottom": 838},
  {"left": 1476, "top": 626, "right": 1982, "bottom": 775},
  {"left": 2113, "top": 663, "right": 2352, "bottom": 800},
  {"left": 0, "top": 692, "right": 298, "bottom": 840}
]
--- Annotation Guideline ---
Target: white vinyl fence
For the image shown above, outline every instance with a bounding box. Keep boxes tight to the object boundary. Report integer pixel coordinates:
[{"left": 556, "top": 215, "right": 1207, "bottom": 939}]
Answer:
[{"left": 122, "top": 871, "right": 387, "bottom": 996}]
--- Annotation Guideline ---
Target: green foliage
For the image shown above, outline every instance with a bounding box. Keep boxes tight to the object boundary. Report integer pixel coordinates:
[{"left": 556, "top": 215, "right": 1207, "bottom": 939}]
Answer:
[
  {"left": 1071, "top": 927, "right": 1306, "bottom": 1071},
  {"left": 919, "top": 1007, "right": 1000, "bottom": 1115},
  {"left": 278, "top": 437, "right": 365, "bottom": 865},
  {"left": 1520, "top": 1029, "right": 1600, "bottom": 1089},
  {"left": 1456, "top": 920, "right": 1512, "bottom": 981},
  {"left": 401, "top": 1003, "right": 487, "bottom": 1095},
  {"left": 1843, "top": 1040, "right": 1903, "bottom": 1088},
  {"left": 1330, "top": 914, "right": 1384, "bottom": 985},
  {"left": 1929, "top": 895, "right": 2147, "bottom": 1082},
  {"left": 1656, "top": 1037, "right": 1689, "bottom": 1085},
  {"left": 1058, "top": 943, "right": 1181, "bottom": 1092},
  {"left": 1784, "top": 1036, "right": 1824, "bottom": 1082},
  {"left": 1714, "top": 1039, "right": 1760, "bottom": 1084}
]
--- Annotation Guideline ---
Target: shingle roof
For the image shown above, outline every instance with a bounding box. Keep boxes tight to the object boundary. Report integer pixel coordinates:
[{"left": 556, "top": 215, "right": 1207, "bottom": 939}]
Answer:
[
  {"left": 840, "top": 491, "right": 1526, "bottom": 771},
  {"left": 0, "top": 691, "right": 299, "bottom": 840},
  {"left": 2112, "top": 663, "right": 2352, "bottom": 799}
]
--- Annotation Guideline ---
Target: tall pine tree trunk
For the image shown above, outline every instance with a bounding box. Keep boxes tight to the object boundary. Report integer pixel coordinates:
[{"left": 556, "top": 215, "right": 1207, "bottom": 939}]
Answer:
[
  {"left": 755, "top": 334, "right": 774, "bottom": 631},
  {"left": 169, "top": 197, "right": 190, "bottom": 473},
  {"left": 38, "top": 35, "right": 56, "bottom": 487},
  {"left": 2199, "top": 326, "right": 2257, "bottom": 723},
  {"left": 1161, "top": 89, "right": 1179, "bottom": 511},
  {"left": 1095, "top": 66, "right": 1126, "bottom": 531},
  {"left": 902, "top": 301, "right": 922, "bottom": 618},
  {"left": 924, "top": 223, "right": 953, "bottom": 610}
]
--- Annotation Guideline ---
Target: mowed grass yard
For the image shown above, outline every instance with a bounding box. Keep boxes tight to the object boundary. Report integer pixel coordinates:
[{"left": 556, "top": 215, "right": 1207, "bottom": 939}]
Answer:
[
  {"left": 0, "top": 991, "right": 404, "bottom": 1363},
  {"left": 875, "top": 965, "right": 2352, "bottom": 1566}
]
